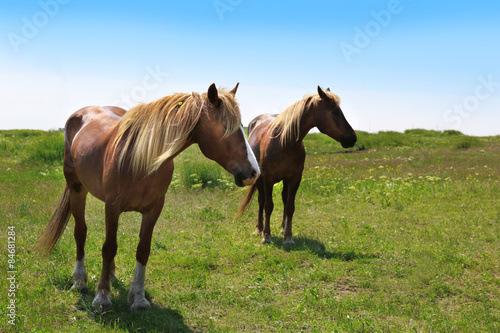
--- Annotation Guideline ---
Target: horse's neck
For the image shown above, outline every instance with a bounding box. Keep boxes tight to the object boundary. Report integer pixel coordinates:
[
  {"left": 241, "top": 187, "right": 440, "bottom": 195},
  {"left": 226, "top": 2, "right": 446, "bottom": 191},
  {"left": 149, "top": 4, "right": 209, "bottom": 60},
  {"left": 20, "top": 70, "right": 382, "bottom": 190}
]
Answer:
[
  {"left": 277, "top": 108, "right": 315, "bottom": 149},
  {"left": 170, "top": 140, "right": 194, "bottom": 161},
  {"left": 295, "top": 108, "right": 316, "bottom": 143}
]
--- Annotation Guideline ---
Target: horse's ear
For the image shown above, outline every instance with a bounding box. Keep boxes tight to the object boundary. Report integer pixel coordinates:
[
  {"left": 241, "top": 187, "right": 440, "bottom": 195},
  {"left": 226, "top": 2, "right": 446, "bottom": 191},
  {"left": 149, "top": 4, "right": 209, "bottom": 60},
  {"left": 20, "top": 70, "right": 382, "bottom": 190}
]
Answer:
[
  {"left": 317, "top": 86, "right": 330, "bottom": 100},
  {"left": 326, "top": 87, "right": 331, "bottom": 92},
  {"left": 208, "top": 83, "right": 220, "bottom": 106},
  {"left": 230, "top": 82, "right": 239, "bottom": 96}
]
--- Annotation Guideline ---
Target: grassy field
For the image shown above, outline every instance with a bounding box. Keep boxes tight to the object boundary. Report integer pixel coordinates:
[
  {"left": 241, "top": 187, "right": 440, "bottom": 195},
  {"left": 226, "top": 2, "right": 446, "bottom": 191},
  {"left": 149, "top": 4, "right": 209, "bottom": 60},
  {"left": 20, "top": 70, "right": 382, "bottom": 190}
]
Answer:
[{"left": 1, "top": 129, "right": 499, "bottom": 332}]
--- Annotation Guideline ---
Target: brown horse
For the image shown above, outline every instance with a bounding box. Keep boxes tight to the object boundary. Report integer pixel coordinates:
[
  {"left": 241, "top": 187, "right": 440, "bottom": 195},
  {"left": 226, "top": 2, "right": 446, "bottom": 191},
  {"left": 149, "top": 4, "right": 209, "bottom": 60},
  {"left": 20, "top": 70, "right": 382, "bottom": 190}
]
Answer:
[
  {"left": 237, "top": 86, "right": 356, "bottom": 245},
  {"left": 36, "top": 83, "right": 260, "bottom": 311}
]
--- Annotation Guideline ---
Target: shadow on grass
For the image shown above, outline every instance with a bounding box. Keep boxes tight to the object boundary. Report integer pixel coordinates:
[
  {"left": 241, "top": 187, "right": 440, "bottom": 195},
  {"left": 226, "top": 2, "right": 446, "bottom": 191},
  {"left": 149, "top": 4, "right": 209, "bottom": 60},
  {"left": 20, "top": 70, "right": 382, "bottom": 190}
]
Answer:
[
  {"left": 52, "top": 276, "right": 192, "bottom": 332},
  {"left": 270, "top": 236, "right": 380, "bottom": 261}
]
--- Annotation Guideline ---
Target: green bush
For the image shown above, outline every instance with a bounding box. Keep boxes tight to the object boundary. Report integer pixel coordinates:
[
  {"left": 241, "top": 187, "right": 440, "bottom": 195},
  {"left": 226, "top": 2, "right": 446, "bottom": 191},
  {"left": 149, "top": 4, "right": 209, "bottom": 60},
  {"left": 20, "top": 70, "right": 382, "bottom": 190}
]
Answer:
[
  {"left": 443, "top": 130, "right": 463, "bottom": 136},
  {"left": 0, "top": 129, "right": 46, "bottom": 138},
  {"left": 355, "top": 131, "right": 409, "bottom": 150},
  {"left": 404, "top": 129, "right": 441, "bottom": 137},
  {"left": 453, "top": 136, "right": 483, "bottom": 150},
  {"left": 24, "top": 131, "right": 65, "bottom": 165}
]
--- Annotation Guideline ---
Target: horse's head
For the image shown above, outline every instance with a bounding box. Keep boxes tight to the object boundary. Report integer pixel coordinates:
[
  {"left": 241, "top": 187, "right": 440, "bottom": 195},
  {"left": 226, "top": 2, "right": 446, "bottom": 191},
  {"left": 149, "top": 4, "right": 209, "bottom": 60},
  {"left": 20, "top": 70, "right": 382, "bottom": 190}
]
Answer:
[
  {"left": 194, "top": 83, "right": 260, "bottom": 187},
  {"left": 314, "top": 86, "right": 357, "bottom": 148}
]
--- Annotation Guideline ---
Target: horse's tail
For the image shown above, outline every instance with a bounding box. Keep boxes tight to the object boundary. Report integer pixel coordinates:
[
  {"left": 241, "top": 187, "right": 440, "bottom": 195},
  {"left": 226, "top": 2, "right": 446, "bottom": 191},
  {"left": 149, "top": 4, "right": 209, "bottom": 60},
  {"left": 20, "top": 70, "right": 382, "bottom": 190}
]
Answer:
[
  {"left": 36, "top": 185, "right": 71, "bottom": 255},
  {"left": 236, "top": 182, "right": 257, "bottom": 218}
]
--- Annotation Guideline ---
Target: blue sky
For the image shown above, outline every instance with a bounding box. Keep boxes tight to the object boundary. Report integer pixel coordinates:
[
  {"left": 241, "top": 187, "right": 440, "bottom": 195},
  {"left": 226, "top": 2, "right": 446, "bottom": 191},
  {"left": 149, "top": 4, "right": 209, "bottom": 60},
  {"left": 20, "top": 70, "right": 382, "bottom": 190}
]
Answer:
[{"left": 1, "top": 0, "right": 499, "bottom": 135}]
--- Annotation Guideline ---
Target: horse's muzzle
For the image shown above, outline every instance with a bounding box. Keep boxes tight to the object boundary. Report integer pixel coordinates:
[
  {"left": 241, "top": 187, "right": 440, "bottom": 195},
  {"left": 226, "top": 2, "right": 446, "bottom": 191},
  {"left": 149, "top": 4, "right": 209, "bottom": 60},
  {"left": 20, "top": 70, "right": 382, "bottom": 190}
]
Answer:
[
  {"left": 340, "top": 133, "right": 357, "bottom": 148},
  {"left": 235, "top": 169, "right": 260, "bottom": 187}
]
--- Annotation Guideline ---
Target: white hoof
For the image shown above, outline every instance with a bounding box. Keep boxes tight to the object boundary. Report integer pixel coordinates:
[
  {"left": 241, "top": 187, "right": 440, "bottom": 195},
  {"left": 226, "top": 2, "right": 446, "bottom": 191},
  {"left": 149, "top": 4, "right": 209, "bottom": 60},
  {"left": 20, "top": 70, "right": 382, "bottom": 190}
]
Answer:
[
  {"left": 72, "top": 259, "right": 88, "bottom": 293},
  {"left": 71, "top": 279, "right": 88, "bottom": 293},
  {"left": 283, "top": 236, "right": 295, "bottom": 244},
  {"left": 130, "top": 295, "right": 150, "bottom": 312},
  {"left": 128, "top": 262, "right": 150, "bottom": 312},
  {"left": 128, "top": 285, "right": 150, "bottom": 312},
  {"left": 92, "top": 291, "right": 112, "bottom": 310}
]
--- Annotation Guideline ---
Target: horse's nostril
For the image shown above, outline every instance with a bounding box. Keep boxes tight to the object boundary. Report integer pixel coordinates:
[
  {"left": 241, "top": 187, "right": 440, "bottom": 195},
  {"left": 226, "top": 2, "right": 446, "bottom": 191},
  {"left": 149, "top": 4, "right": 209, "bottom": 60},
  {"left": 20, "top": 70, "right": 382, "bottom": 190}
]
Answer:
[{"left": 251, "top": 170, "right": 256, "bottom": 177}]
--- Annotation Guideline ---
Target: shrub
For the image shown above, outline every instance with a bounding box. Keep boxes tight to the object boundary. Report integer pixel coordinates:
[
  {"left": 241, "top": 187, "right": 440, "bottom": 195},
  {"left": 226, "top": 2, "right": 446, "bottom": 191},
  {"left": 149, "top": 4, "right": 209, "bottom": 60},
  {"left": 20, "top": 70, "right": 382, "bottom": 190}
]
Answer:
[
  {"left": 404, "top": 129, "right": 441, "bottom": 137},
  {"left": 355, "top": 131, "right": 408, "bottom": 150},
  {"left": 443, "top": 130, "right": 463, "bottom": 136},
  {"left": 24, "top": 131, "right": 65, "bottom": 165},
  {"left": 453, "top": 136, "right": 482, "bottom": 150}
]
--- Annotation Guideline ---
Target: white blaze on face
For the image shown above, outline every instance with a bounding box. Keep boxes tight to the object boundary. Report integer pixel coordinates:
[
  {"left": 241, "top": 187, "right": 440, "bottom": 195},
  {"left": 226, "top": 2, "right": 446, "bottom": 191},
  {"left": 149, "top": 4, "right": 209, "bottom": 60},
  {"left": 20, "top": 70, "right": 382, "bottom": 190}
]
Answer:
[{"left": 240, "top": 126, "right": 260, "bottom": 178}]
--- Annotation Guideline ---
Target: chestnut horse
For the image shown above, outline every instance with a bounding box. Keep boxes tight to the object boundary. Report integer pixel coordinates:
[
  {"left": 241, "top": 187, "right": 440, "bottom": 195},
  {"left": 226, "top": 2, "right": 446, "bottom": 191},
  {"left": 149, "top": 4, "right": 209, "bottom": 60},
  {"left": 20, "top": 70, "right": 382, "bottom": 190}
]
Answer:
[
  {"left": 36, "top": 83, "right": 260, "bottom": 311},
  {"left": 237, "top": 86, "right": 356, "bottom": 244}
]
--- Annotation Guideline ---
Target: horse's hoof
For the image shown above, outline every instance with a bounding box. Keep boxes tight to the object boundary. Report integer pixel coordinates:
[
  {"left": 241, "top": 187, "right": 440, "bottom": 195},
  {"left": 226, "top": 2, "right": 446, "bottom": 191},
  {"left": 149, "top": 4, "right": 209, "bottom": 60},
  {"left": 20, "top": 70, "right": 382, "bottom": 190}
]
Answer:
[
  {"left": 254, "top": 228, "right": 263, "bottom": 236},
  {"left": 92, "top": 292, "right": 112, "bottom": 310},
  {"left": 261, "top": 235, "right": 272, "bottom": 245},
  {"left": 130, "top": 298, "right": 151, "bottom": 312},
  {"left": 283, "top": 237, "right": 295, "bottom": 244},
  {"left": 71, "top": 282, "right": 88, "bottom": 294}
]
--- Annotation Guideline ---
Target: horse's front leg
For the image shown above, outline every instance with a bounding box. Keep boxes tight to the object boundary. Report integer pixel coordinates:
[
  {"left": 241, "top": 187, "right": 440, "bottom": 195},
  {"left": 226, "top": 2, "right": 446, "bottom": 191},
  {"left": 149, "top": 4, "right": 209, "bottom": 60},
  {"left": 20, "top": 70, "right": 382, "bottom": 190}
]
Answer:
[
  {"left": 255, "top": 179, "right": 265, "bottom": 236},
  {"left": 280, "top": 180, "right": 289, "bottom": 236},
  {"left": 262, "top": 180, "right": 274, "bottom": 244},
  {"left": 92, "top": 203, "right": 121, "bottom": 310},
  {"left": 282, "top": 174, "right": 302, "bottom": 244},
  {"left": 128, "top": 198, "right": 164, "bottom": 312}
]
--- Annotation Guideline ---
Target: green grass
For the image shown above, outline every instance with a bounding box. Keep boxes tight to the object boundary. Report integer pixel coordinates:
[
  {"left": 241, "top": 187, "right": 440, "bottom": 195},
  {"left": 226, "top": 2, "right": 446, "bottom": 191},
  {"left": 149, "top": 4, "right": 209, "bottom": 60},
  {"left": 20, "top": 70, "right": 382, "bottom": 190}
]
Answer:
[
  {"left": 176, "top": 159, "right": 227, "bottom": 190},
  {"left": 1, "top": 129, "right": 499, "bottom": 332}
]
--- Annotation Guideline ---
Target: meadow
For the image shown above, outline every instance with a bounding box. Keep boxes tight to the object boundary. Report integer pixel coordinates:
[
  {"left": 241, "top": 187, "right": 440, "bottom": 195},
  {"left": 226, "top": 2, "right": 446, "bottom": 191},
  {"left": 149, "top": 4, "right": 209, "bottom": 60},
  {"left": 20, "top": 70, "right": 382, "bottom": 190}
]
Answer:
[{"left": 0, "top": 129, "right": 499, "bottom": 332}]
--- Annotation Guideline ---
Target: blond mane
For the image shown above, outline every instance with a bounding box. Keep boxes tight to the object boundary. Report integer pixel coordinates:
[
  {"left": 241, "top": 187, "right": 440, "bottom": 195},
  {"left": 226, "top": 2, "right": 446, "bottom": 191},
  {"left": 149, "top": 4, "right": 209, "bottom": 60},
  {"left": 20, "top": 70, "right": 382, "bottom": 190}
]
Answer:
[
  {"left": 269, "top": 90, "right": 341, "bottom": 146},
  {"left": 113, "top": 88, "right": 241, "bottom": 176}
]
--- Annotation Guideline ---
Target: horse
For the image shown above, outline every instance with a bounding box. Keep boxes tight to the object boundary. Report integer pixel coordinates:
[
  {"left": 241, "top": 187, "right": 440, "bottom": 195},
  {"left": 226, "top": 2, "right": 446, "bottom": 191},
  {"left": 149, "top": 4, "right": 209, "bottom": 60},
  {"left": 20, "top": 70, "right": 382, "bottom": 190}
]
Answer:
[
  {"left": 36, "top": 83, "right": 260, "bottom": 312},
  {"left": 237, "top": 86, "right": 356, "bottom": 245}
]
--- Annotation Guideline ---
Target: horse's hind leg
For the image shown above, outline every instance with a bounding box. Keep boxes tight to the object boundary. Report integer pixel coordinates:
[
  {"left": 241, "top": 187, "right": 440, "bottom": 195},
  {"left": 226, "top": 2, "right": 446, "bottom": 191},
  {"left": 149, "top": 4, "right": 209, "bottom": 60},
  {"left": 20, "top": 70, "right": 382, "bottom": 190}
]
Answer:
[
  {"left": 92, "top": 203, "right": 121, "bottom": 310},
  {"left": 70, "top": 187, "right": 117, "bottom": 290},
  {"left": 68, "top": 186, "right": 89, "bottom": 293},
  {"left": 128, "top": 198, "right": 164, "bottom": 312}
]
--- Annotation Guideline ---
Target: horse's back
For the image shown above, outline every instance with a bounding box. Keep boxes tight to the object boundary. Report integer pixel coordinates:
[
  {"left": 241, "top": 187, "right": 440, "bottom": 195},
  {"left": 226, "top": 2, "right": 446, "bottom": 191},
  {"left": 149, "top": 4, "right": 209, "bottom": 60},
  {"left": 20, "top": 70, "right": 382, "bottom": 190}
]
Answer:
[
  {"left": 248, "top": 114, "right": 277, "bottom": 136},
  {"left": 66, "top": 106, "right": 126, "bottom": 145},
  {"left": 247, "top": 114, "right": 278, "bottom": 148}
]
